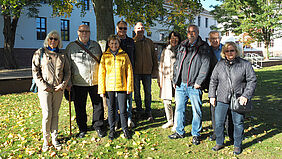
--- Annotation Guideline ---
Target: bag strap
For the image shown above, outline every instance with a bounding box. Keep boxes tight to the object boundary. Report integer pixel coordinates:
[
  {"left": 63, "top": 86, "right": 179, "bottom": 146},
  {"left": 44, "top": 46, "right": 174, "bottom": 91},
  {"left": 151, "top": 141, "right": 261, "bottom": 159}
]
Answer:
[
  {"left": 40, "top": 47, "right": 44, "bottom": 64},
  {"left": 74, "top": 40, "right": 100, "bottom": 63}
]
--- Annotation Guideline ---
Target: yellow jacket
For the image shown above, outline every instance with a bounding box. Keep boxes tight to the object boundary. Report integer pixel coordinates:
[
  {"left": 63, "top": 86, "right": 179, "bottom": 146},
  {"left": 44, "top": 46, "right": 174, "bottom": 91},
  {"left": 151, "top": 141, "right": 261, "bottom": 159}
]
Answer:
[{"left": 98, "top": 48, "right": 134, "bottom": 94}]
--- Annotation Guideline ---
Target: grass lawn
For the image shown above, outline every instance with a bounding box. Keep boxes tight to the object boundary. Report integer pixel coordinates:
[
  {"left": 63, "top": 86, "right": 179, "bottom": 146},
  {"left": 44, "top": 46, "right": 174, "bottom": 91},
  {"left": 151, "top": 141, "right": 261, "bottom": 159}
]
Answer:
[{"left": 0, "top": 65, "right": 281, "bottom": 158}]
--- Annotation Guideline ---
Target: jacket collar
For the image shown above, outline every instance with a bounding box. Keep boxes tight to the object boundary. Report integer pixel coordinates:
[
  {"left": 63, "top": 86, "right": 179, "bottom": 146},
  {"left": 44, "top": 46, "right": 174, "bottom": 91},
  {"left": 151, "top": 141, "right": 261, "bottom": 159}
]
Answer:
[
  {"left": 105, "top": 48, "right": 125, "bottom": 55},
  {"left": 180, "top": 36, "right": 205, "bottom": 48}
]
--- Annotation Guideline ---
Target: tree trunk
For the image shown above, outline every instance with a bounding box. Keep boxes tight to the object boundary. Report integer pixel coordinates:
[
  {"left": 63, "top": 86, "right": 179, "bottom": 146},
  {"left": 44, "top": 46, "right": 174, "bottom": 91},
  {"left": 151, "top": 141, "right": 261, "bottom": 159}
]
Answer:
[
  {"left": 264, "top": 41, "right": 270, "bottom": 60},
  {"left": 92, "top": 0, "right": 114, "bottom": 41},
  {"left": 3, "top": 14, "right": 18, "bottom": 69}
]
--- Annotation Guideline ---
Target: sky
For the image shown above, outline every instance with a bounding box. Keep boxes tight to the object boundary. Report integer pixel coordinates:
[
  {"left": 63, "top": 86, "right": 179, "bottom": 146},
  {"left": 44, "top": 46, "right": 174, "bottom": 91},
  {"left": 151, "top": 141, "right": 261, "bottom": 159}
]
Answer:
[{"left": 201, "top": 0, "right": 222, "bottom": 11}]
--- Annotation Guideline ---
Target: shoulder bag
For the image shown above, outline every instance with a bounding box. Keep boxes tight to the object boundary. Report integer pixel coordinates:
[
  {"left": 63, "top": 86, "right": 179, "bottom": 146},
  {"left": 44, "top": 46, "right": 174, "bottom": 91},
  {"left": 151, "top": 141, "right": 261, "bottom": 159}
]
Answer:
[{"left": 30, "top": 48, "right": 44, "bottom": 93}]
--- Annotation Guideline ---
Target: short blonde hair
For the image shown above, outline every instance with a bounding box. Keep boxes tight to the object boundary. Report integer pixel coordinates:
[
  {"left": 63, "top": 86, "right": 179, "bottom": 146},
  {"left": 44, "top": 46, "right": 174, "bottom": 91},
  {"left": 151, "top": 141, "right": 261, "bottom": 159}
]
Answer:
[
  {"left": 43, "top": 30, "right": 62, "bottom": 48},
  {"left": 107, "top": 34, "right": 121, "bottom": 44},
  {"left": 221, "top": 42, "right": 240, "bottom": 59}
]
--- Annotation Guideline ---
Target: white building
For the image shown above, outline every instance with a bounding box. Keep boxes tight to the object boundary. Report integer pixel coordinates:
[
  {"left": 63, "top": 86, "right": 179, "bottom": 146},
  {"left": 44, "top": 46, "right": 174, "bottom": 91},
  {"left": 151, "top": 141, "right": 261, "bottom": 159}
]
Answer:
[{"left": 0, "top": 2, "right": 218, "bottom": 67}]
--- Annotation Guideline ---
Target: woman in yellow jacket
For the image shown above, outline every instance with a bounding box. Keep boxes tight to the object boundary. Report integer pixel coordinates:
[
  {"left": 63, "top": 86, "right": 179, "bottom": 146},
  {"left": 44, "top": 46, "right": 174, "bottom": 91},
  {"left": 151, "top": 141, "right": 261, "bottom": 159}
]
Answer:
[{"left": 98, "top": 35, "right": 133, "bottom": 140}]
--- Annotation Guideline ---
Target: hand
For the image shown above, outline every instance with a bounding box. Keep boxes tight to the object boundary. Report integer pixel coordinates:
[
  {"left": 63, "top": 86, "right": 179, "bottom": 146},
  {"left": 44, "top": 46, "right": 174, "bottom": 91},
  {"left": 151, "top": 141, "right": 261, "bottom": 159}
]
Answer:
[
  {"left": 54, "top": 85, "right": 63, "bottom": 92},
  {"left": 210, "top": 98, "right": 216, "bottom": 107},
  {"left": 194, "top": 83, "right": 201, "bottom": 89},
  {"left": 100, "top": 94, "right": 105, "bottom": 97},
  {"left": 239, "top": 96, "right": 248, "bottom": 105},
  {"left": 173, "top": 84, "right": 176, "bottom": 89},
  {"left": 127, "top": 91, "right": 131, "bottom": 95}
]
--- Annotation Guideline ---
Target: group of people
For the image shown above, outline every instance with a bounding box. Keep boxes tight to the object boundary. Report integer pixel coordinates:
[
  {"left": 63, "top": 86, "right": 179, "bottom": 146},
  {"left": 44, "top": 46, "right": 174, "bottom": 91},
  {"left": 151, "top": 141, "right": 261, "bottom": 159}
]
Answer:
[{"left": 32, "top": 21, "right": 256, "bottom": 155}]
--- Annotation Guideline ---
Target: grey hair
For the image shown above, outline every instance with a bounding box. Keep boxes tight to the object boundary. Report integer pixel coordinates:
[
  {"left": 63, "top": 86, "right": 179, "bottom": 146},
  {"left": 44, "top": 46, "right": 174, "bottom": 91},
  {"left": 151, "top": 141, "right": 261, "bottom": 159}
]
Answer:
[
  {"left": 187, "top": 25, "right": 199, "bottom": 33},
  {"left": 43, "top": 30, "right": 62, "bottom": 48},
  {"left": 209, "top": 31, "right": 221, "bottom": 39}
]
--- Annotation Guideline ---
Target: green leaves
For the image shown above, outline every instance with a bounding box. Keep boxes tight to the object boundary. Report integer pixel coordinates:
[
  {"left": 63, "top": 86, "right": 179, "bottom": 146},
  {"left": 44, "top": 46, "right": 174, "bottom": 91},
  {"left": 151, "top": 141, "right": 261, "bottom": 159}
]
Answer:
[{"left": 211, "top": 0, "right": 282, "bottom": 59}]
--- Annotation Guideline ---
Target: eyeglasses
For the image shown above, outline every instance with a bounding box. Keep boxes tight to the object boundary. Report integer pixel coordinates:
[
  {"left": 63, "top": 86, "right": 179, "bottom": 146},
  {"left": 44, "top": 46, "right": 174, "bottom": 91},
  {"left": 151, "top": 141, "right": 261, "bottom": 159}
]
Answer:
[
  {"left": 210, "top": 37, "right": 220, "bottom": 41},
  {"left": 119, "top": 27, "right": 127, "bottom": 30},
  {"left": 49, "top": 37, "right": 58, "bottom": 41},
  {"left": 78, "top": 30, "right": 90, "bottom": 33},
  {"left": 225, "top": 50, "right": 235, "bottom": 53}
]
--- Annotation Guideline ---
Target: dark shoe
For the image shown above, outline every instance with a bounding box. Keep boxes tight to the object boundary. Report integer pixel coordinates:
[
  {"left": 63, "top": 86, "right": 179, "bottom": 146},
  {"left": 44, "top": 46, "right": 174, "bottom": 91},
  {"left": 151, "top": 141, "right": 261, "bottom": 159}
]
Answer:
[
  {"left": 146, "top": 112, "right": 154, "bottom": 122},
  {"left": 96, "top": 129, "right": 106, "bottom": 138},
  {"left": 192, "top": 136, "right": 200, "bottom": 145},
  {"left": 211, "top": 144, "right": 224, "bottom": 151},
  {"left": 209, "top": 134, "right": 216, "bottom": 141},
  {"left": 233, "top": 147, "right": 242, "bottom": 155},
  {"left": 168, "top": 132, "right": 184, "bottom": 139},
  {"left": 123, "top": 129, "right": 131, "bottom": 139},
  {"left": 77, "top": 131, "right": 86, "bottom": 138},
  {"left": 108, "top": 130, "right": 115, "bottom": 140}
]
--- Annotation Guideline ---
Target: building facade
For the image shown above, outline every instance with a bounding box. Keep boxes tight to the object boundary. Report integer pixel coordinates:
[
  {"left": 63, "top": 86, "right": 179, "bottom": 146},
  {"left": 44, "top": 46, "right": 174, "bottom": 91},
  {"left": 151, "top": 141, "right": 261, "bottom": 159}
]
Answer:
[{"left": 0, "top": 2, "right": 218, "bottom": 67}]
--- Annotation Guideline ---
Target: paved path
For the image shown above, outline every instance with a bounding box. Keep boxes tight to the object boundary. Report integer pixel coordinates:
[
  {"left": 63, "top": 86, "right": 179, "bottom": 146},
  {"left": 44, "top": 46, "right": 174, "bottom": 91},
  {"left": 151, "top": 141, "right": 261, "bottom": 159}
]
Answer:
[{"left": 0, "top": 68, "right": 32, "bottom": 80}]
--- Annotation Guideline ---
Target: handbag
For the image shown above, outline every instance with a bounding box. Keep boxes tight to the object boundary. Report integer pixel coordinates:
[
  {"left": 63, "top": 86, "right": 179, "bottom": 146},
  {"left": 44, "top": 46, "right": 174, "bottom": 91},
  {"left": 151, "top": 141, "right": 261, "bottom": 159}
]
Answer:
[
  {"left": 30, "top": 48, "right": 44, "bottom": 93},
  {"left": 230, "top": 93, "right": 253, "bottom": 114},
  {"left": 226, "top": 66, "right": 253, "bottom": 113}
]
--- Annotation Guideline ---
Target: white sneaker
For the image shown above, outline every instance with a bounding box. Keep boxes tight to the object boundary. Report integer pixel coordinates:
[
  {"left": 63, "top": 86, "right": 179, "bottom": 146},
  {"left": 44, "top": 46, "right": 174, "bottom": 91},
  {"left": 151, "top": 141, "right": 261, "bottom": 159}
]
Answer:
[
  {"left": 128, "top": 119, "right": 135, "bottom": 128},
  {"left": 162, "top": 122, "right": 173, "bottom": 129},
  {"left": 42, "top": 142, "right": 49, "bottom": 152},
  {"left": 171, "top": 125, "right": 176, "bottom": 132},
  {"left": 52, "top": 140, "right": 61, "bottom": 150}
]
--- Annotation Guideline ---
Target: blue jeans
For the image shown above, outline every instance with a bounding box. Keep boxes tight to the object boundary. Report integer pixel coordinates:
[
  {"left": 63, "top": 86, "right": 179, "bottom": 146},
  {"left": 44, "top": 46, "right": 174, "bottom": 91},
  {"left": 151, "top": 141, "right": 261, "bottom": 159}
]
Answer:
[
  {"left": 175, "top": 83, "right": 203, "bottom": 136},
  {"left": 215, "top": 102, "right": 244, "bottom": 148},
  {"left": 134, "top": 74, "right": 152, "bottom": 113},
  {"left": 115, "top": 93, "right": 133, "bottom": 122}
]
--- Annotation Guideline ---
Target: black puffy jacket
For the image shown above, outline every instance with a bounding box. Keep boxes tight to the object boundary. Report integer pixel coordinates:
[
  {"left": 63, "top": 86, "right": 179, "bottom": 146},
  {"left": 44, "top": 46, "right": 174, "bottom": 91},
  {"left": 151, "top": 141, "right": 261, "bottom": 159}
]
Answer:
[{"left": 208, "top": 57, "right": 257, "bottom": 103}]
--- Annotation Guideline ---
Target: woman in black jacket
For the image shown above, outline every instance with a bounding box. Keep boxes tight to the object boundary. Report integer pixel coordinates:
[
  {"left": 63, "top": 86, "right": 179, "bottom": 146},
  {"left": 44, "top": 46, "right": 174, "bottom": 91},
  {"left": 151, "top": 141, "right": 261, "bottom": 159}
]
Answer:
[{"left": 208, "top": 42, "right": 257, "bottom": 155}]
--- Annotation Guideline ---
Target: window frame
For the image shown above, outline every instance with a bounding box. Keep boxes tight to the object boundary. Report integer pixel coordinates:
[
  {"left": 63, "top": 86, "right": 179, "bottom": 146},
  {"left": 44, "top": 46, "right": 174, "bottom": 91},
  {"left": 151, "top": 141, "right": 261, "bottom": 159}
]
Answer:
[
  {"left": 36, "top": 17, "right": 47, "bottom": 40},
  {"left": 61, "top": 19, "right": 70, "bottom": 41}
]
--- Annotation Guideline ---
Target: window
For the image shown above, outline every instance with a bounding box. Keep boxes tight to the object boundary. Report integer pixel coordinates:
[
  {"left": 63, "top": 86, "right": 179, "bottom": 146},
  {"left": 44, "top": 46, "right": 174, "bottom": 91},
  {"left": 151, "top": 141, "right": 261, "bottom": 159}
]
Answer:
[
  {"left": 225, "top": 32, "right": 229, "bottom": 36},
  {"left": 205, "top": 18, "right": 208, "bottom": 28},
  {"left": 270, "top": 40, "right": 274, "bottom": 48},
  {"left": 84, "top": 0, "right": 89, "bottom": 10},
  {"left": 61, "top": 19, "right": 70, "bottom": 41},
  {"left": 257, "top": 42, "right": 262, "bottom": 47},
  {"left": 36, "top": 17, "right": 46, "bottom": 40},
  {"left": 198, "top": 16, "right": 201, "bottom": 27},
  {"left": 82, "top": 21, "right": 90, "bottom": 27}
]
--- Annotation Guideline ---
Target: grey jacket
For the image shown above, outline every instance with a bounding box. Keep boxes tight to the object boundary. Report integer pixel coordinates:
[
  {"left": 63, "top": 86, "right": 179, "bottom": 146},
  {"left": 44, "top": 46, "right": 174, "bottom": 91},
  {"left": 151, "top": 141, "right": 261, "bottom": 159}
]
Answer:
[
  {"left": 65, "top": 40, "right": 102, "bottom": 86},
  {"left": 208, "top": 57, "right": 257, "bottom": 103}
]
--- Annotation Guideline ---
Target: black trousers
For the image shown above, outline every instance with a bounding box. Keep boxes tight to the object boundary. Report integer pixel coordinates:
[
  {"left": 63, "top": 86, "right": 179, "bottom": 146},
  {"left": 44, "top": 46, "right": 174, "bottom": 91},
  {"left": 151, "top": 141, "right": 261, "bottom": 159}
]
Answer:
[
  {"left": 73, "top": 85, "right": 104, "bottom": 132},
  {"left": 211, "top": 104, "right": 234, "bottom": 140},
  {"left": 107, "top": 91, "right": 128, "bottom": 131}
]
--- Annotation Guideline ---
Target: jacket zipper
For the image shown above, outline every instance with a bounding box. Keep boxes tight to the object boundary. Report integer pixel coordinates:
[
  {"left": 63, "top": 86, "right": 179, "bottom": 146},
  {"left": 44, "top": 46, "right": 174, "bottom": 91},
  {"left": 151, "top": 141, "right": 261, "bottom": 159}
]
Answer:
[{"left": 186, "top": 47, "right": 200, "bottom": 86}]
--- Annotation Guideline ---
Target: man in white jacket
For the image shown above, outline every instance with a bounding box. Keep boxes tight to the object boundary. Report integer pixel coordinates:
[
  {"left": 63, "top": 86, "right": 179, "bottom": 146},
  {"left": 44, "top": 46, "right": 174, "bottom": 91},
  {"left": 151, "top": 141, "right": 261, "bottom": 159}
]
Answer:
[{"left": 65, "top": 24, "right": 105, "bottom": 138}]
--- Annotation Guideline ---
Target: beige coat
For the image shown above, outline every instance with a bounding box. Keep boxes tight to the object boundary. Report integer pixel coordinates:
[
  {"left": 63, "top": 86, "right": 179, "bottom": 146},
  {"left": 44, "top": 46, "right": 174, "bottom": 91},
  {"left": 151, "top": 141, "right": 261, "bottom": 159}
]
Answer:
[
  {"left": 32, "top": 48, "right": 71, "bottom": 91},
  {"left": 158, "top": 45, "right": 176, "bottom": 100}
]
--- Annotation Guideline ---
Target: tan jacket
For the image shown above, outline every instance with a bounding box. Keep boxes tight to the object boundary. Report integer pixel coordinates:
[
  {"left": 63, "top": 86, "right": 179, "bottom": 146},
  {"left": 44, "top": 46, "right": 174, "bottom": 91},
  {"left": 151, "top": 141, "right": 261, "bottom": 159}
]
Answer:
[
  {"left": 133, "top": 36, "right": 158, "bottom": 76},
  {"left": 32, "top": 48, "right": 71, "bottom": 91},
  {"left": 98, "top": 48, "right": 133, "bottom": 94}
]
